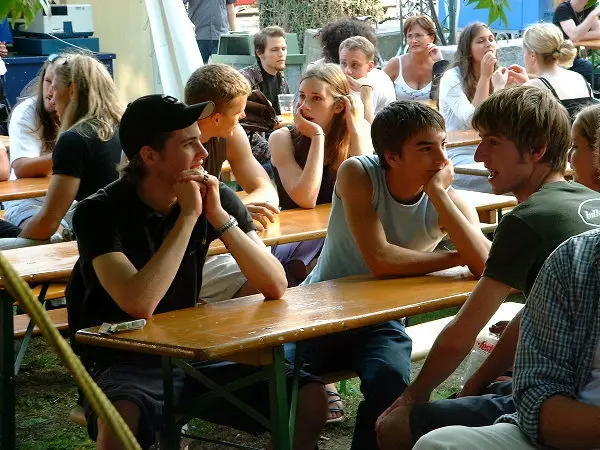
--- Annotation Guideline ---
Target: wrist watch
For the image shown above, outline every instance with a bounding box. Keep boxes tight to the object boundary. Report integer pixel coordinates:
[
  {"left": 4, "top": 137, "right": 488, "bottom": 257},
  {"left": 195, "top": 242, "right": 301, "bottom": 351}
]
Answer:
[{"left": 216, "top": 215, "right": 238, "bottom": 237}]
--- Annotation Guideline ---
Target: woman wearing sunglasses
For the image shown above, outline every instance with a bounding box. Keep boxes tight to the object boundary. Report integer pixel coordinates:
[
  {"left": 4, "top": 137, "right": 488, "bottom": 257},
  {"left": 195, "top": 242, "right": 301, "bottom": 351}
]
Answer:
[{"left": 0, "top": 52, "right": 123, "bottom": 248}]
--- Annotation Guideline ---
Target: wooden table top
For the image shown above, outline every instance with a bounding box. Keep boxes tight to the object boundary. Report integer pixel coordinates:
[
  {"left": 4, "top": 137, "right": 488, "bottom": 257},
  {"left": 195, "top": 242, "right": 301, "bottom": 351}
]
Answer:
[
  {"left": 76, "top": 267, "right": 476, "bottom": 361},
  {"left": 0, "top": 177, "right": 51, "bottom": 202},
  {"left": 455, "top": 162, "right": 574, "bottom": 178},
  {"left": 455, "top": 189, "right": 516, "bottom": 211},
  {"left": 446, "top": 130, "right": 481, "bottom": 148},
  {"left": 0, "top": 241, "right": 78, "bottom": 288},
  {"left": 208, "top": 203, "right": 331, "bottom": 255},
  {"left": 575, "top": 39, "right": 600, "bottom": 50}
]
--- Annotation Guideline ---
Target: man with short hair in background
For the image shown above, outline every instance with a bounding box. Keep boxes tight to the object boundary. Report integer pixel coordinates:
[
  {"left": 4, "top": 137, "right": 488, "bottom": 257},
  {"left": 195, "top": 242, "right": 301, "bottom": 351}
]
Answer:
[{"left": 239, "top": 25, "right": 290, "bottom": 170}]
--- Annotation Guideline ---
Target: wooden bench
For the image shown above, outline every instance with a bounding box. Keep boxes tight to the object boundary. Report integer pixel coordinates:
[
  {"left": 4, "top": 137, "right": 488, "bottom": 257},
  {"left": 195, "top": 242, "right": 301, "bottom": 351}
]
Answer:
[{"left": 13, "top": 307, "right": 69, "bottom": 338}]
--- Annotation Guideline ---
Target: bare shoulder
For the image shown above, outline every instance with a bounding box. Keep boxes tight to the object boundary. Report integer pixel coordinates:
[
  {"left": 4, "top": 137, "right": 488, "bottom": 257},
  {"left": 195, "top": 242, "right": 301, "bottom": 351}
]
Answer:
[
  {"left": 383, "top": 56, "right": 400, "bottom": 78},
  {"left": 337, "top": 157, "right": 372, "bottom": 199}
]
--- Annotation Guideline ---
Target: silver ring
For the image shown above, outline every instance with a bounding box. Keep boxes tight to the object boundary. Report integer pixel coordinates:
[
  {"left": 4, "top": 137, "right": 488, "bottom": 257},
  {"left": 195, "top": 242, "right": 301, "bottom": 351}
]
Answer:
[{"left": 203, "top": 173, "right": 209, "bottom": 183}]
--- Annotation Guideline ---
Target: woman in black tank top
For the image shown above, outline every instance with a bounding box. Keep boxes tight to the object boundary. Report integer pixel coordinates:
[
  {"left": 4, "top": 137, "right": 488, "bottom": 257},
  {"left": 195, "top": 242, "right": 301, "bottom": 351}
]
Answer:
[
  {"left": 267, "top": 64, "right": 370, "bottom": 288},
  {"left": 269, "top": 63, "right": 370, "bottom": 210},
  {"left": 511, "top": 23, "right": 597, "bottom": 121}
]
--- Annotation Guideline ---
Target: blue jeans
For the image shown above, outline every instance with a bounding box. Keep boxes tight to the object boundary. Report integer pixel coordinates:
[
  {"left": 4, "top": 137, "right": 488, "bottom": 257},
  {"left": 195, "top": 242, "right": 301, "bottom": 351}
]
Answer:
[
  {"left": 410, "top": 380, "right": 515, "bottom": 441},
  {"left": 197, "top": 39, "right": 219, "bottom": 63},
  {"left": 300, "top": 319, "right": 412, "bottom": 450}
]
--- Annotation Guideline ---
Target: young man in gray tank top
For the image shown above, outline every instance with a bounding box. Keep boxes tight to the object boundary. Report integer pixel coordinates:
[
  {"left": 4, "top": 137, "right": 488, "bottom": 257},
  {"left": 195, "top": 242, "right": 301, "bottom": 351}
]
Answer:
[
  {"left": 184, "top": 64, "right": 281, "bottom": 303},
  {"left": 300, "top": 101, "right": 492, "bottom": 450},
  {"left": 376, "top": 86, "right": 600, "bottom": 449}
]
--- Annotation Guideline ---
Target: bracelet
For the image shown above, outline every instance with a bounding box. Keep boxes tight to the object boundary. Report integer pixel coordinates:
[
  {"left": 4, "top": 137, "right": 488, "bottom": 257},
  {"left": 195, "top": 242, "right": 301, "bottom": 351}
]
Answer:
[
  {"left": 216, "top": 216, "right": 238, "bottom": 237},
  {"left": 312, "top": 132, "right": 325, "bottom": 138}
]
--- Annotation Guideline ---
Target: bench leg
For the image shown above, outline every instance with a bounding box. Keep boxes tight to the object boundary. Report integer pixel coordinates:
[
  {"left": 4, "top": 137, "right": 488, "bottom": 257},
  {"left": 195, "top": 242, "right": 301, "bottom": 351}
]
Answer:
[
  {"left": 14, "top": 283, "right": 49, "bottom": 375},
  {"left": 0, "top": 290, "right": 15, "bottom": 449},
  {"left": 269, "top": 346, "right": 291, "bottom": 450}
]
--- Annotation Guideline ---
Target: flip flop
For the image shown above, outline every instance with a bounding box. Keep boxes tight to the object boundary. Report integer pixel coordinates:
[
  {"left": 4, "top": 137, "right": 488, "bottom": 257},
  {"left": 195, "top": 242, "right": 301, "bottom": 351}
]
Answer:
[{"left": 326, "top": 389, "right": 345, "bottom": 423}]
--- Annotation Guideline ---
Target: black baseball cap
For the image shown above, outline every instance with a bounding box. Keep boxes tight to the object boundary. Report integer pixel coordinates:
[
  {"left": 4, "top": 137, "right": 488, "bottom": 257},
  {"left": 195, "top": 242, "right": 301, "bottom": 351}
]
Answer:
[{"left": 119, "top": 94, "right": 215, "bottom": 159}]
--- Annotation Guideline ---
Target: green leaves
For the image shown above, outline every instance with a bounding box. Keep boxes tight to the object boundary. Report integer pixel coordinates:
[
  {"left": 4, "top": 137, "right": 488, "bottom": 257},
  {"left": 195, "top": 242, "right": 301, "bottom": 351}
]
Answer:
[
  {"left": 465, "top": 0, "right": 511, "bottom": 27},
  {"left": 0, "top": 0, "right": 43, "bottom": 26}
]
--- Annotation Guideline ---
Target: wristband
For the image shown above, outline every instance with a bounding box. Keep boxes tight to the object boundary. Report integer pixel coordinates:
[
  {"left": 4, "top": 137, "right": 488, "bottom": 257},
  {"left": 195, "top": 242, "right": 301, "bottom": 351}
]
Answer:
[
  {"left": 216, "top": 216, "right": 238, "bottom": 237},
  {"left": 312, "top": 132, "right": 325, "bottom": 138}
]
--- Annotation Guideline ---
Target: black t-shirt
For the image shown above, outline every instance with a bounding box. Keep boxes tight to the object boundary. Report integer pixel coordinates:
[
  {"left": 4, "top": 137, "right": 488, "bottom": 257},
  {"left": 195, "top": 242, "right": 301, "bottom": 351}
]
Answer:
[
  {"left": 66, "top": 178, "right": 256, "bottom": 369},
  {"left": 52, "top": 124, "right": 122, "bottom": 201},
  {"left": 261, "top": 65, "right": 281, "bottom": 114},
  {"left": 553, "top": 1, "right": 594, "bottom": 40}
]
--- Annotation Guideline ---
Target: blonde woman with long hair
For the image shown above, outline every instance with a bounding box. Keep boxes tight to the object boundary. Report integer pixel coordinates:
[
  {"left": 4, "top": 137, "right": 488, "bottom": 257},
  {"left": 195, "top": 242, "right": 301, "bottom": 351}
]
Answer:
[
  {"left": 15, "top": 53, "right": 123, "bottom": 244},
  {"left": 269, "top": 63, "right": 369, "bottom": 210}
]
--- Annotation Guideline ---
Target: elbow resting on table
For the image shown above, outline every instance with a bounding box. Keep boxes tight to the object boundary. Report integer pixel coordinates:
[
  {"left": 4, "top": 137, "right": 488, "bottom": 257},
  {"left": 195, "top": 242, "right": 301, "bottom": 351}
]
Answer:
[{"left": 260, "top": 279, "right": 287, "bottom": 300}]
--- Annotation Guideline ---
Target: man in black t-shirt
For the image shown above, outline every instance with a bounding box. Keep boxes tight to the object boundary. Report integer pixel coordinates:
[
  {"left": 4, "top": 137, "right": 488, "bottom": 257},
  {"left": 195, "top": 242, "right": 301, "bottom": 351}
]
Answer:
[
  {"left": 553, "top": 0, "right": 600, "bottom": 83},
  {"left": 67, "top": 94, "right": 326, "bottom": 449}
]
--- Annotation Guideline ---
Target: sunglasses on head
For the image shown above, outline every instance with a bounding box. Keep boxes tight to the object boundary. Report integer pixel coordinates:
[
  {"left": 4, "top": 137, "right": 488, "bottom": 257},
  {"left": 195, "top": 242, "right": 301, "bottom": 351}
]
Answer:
[{"left": 47, "top": 53, "right": 70, "bottom": 66}]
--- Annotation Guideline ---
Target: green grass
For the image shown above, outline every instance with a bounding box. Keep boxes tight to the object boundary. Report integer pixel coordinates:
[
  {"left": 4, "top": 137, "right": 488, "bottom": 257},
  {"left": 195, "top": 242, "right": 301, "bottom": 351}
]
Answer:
[{"left": 15, "top": 327, "right": 471, "bottom": 449}]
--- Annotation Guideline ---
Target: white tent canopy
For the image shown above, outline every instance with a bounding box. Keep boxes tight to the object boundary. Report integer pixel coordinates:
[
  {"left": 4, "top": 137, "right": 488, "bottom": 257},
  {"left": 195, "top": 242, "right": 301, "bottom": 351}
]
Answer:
[{"left": 144, "top": 0, "right": 202, "bottom": 99}]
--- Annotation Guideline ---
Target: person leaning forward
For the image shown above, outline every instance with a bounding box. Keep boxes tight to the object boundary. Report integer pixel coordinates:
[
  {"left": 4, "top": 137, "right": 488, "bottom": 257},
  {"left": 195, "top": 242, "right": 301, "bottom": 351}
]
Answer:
[{"left": 66, "top": 94, "right": 327, "bottom": 450}]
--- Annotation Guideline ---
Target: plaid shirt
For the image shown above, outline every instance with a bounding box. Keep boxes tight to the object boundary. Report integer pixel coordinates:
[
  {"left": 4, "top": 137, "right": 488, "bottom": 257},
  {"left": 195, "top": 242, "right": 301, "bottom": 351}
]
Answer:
[{"left": 498, "top": 228, "right": 600, "bottom": 447}]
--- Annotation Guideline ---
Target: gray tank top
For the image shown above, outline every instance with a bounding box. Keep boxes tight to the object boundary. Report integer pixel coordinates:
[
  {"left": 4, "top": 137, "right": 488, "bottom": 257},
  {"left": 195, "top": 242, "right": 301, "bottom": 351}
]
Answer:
[{"left": 304, "top": 154, "right": 445, "bottom": 284}]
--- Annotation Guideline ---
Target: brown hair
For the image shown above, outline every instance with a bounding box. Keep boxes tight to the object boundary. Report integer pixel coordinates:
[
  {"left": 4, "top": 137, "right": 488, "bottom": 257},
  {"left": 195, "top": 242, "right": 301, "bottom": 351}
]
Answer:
[
  {"left": 295, "top": 64, "right": 351, "bottom": 175},
  {"left": 34, "top": 58, "right": 61, "bottom": 153},
  {"left": 318, "top": 18, "right": 377, "bottom": 64},
  {"left": 53, "top": 53, "right": 123, "bottom": 140},
  {"left": 452, "top": 22, "right": 494, "bottom": 100},
  {"left": 339, "top": 36, "right": 375, "bottom": 62},
  {"left": 403, "top": 15, "right": 436, "bottom": 41},
  {"left": 372, "top": 101, "right": 445, "bottom": 169},
  {"left": 254, "top": 25, "right": 286, "bottom": 56},
  {"left": 573, "top": 104, "right": 600, "bottom": 146},
  {"left": 472, "top": 85, "right": 570, "bottom": 173},
  {"left": 184, "top": 63, "right": 251, "bottom": 112}
]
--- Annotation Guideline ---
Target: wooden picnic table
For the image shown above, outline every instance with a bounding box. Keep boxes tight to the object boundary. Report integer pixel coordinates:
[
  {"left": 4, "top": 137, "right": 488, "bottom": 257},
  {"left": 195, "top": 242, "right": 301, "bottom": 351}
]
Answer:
[
  {"left": 76, "top": 267, "right": 476, "bottom": 449},
  {"left": 0, "top": 177, "right": 51, "bottom": 202}
]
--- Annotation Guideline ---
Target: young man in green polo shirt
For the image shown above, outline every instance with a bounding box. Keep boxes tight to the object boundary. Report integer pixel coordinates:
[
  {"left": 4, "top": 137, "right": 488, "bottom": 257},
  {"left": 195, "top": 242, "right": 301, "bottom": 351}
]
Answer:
[{"left": 376, "top": 85, "right": 600, "bottom": 449}]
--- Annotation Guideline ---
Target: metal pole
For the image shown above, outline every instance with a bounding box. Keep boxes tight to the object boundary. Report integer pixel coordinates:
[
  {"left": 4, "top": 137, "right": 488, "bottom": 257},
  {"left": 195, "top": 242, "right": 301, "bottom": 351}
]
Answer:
[
  {"left": 448, "top": 0, "right": 457, "bottom": 45},
  {"left": 0, "top": 291, "right": 15, "bottom": 449}
]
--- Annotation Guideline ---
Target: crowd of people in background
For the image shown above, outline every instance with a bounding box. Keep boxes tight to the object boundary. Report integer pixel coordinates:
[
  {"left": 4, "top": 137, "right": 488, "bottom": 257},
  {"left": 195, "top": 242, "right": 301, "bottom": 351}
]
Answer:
[{"left": 3, "top": 0, "right": 600, "bottom": 448}]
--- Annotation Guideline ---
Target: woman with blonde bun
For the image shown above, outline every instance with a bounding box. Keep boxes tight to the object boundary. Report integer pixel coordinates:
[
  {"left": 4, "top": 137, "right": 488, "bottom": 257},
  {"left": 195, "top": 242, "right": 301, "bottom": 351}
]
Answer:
[{"left": 507, "top": 22, "right": 596, "bottom": 119}]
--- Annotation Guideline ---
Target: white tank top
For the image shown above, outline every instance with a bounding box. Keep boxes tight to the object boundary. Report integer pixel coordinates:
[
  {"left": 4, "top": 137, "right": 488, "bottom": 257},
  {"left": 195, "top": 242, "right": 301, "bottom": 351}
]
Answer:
[{"left": 394, "top": 56, "right": 431, "bottom": 101}]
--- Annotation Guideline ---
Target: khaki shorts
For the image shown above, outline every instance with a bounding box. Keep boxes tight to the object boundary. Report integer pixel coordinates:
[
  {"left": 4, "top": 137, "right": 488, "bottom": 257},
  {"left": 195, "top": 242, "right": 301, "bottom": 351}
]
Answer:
[{"left": 199, "top": 253, "right": 248, "bottom": 303}]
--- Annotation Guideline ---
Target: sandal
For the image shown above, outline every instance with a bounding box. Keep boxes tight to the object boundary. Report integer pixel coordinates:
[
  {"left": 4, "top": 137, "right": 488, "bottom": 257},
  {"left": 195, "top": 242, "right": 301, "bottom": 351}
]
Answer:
[{"left": 326, "top": 389, "right": 345, "bottom": 423}]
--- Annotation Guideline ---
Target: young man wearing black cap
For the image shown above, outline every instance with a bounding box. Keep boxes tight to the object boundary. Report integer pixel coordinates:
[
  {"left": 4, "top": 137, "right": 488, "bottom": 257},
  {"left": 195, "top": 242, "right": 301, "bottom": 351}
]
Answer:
[{"left": 66, "top": 94, "right": 327, "bottom": 449}]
